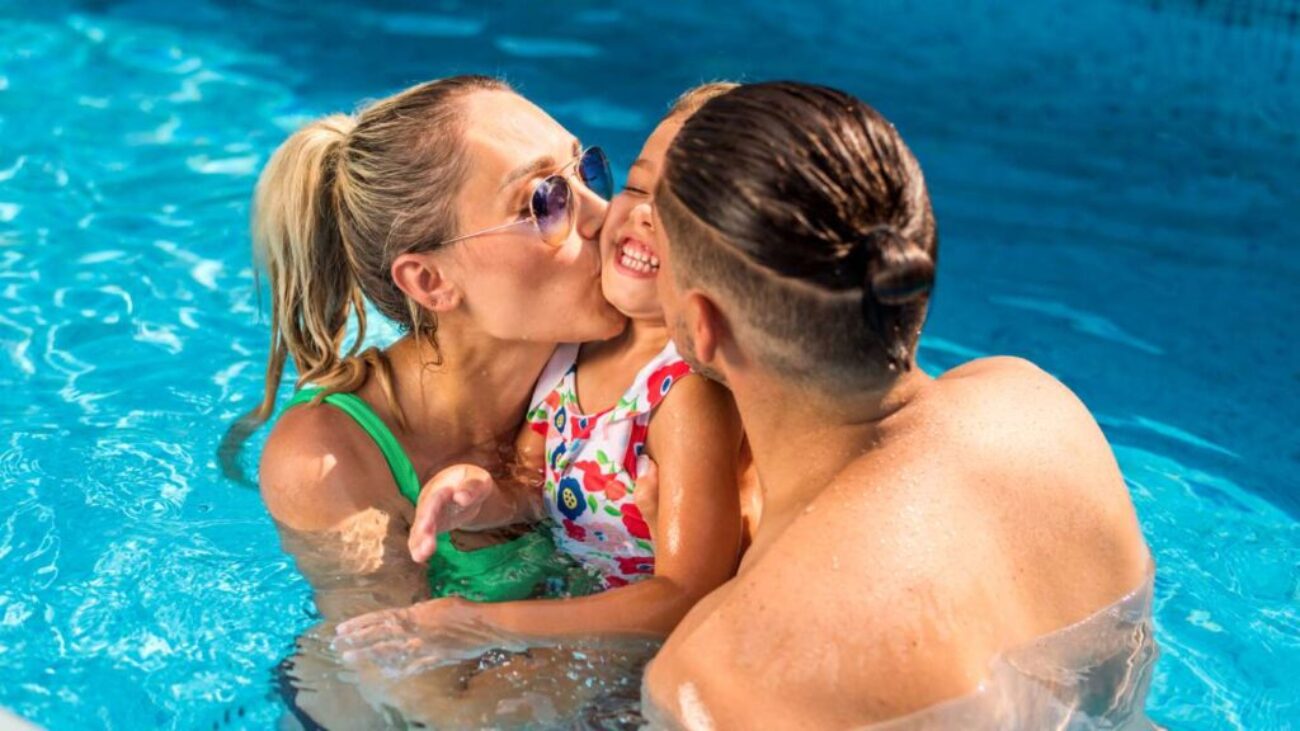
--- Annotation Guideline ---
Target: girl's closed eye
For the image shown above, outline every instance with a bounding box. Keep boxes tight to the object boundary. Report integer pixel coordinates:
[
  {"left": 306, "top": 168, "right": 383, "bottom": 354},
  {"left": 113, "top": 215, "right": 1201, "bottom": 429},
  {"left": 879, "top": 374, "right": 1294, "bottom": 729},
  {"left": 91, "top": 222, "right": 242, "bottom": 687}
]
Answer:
[{"left": 623, "top": 185, "right": 651, "bottom": 197}]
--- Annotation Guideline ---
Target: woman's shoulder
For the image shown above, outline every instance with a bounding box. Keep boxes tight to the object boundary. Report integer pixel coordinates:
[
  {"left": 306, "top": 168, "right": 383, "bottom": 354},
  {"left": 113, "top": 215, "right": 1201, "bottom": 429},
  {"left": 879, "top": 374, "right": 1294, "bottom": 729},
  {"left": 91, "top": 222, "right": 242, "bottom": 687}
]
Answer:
[{"left": 260, "top": 401, "right": 399, "bottom": 531}]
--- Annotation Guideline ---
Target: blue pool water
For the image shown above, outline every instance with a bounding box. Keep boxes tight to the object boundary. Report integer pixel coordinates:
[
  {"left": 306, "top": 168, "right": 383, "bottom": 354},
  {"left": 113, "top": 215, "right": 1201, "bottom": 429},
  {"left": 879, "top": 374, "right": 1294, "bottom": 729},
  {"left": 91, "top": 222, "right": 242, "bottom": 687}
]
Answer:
[{"left": 1, "top": 0, "right": 1297, "bottom": 728}]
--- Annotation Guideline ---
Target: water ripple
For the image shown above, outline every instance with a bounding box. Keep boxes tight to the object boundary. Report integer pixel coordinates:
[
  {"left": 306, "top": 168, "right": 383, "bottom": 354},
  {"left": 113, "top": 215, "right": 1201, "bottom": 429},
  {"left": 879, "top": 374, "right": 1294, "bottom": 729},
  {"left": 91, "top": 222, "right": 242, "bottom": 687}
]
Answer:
[{"left": 0, "top": 0, "right": 1295, "bottom": 729}]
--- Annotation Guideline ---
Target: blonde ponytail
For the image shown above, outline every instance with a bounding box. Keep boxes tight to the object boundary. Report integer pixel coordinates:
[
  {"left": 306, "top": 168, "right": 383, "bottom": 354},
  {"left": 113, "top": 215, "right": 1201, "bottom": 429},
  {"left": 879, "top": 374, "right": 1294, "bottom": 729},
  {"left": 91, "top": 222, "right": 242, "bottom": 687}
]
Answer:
[
  {"left": 253, "top": 114, "right": 369, "bottom": 412},
  {"left": 219, "top": 115, "right": 364, "bottom": 483}
]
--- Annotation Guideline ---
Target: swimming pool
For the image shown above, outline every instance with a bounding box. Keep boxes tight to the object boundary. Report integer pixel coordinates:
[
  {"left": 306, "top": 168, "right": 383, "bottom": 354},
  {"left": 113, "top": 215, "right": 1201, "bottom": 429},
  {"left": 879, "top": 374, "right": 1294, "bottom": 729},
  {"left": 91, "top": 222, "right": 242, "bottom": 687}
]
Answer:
[{"left": 0, "top": 0, "right": 1296, "bottom": 728}]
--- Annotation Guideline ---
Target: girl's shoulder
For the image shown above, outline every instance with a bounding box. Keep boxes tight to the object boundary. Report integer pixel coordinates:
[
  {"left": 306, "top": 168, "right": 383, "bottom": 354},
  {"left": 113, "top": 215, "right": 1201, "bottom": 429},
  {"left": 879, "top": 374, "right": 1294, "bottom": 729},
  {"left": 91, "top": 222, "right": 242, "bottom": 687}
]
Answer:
[{"left": 613, "top": 340, "right": 694, "bottom": 420}]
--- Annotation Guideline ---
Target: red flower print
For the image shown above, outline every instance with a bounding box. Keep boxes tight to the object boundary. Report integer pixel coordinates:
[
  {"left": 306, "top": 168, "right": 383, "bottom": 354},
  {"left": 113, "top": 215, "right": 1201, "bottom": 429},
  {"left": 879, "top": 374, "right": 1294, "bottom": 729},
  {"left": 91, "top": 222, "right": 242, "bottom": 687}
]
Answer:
[
  {"left": 528, "top": 420, "right": 548, "bottom": 437},
  {"left": 572, "top": 415, "right": 594, "bottom": 440},
  {"left": 646, "top": 361, "right": 691, "bottom": 408},
  {"left": 605, "top": 576, "right": 629, "bottom": 588},
  {"left": 621, "top": 503, "right": 652, "bottom": 541},
  {"left": 616, "top": 556, "right": 655, "bottom": 575},
  {"left": 562, "top": 519, "right": 586, "bottom": 542},
  {"left": 543, "top": 390, "right": 562, "bottom": 410},
  {"left": 622, "top": 421, "right": 649, "bottom": 478},
  {"left": 573, "top": 460, "right": 627, "bottom": 502}
]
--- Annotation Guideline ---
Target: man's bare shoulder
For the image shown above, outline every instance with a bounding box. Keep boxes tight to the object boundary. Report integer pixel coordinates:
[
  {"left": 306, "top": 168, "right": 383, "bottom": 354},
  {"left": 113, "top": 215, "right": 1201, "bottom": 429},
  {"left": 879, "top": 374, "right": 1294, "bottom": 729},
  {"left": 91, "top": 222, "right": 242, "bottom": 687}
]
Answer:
[
  {"left": 927, "top": 356, "right": 1125, "bottom": 490},
  {"left": 260, "top": 402, "right": 401, "bottom": 532},
  {"left": 935, "top": 356, "right": 1099, "bottom": 436}
]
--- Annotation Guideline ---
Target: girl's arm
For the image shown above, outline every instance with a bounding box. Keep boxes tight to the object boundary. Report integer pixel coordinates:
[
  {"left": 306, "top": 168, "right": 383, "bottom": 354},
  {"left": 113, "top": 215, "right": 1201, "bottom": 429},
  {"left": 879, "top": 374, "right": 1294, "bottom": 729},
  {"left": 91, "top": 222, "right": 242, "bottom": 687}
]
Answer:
[
  {"left": 486, "top": 375, "right": 743, "bottom": 637},
  {"left": 335, "top": 376, "right": 744, "bottom": 669}
]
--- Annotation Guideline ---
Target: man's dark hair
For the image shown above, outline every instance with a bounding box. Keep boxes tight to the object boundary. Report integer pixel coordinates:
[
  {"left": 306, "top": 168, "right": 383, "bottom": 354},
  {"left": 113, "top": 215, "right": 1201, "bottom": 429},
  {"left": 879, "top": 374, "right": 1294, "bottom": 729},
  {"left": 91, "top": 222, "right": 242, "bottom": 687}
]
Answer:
[{"left": 656, "top": 81, "right": 938, "bottom": 387}]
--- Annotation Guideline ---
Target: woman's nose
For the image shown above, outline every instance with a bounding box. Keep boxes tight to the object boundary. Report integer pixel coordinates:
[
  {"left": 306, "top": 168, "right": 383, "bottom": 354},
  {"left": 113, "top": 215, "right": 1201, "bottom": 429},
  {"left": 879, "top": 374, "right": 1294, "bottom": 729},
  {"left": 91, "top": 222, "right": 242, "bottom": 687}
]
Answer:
[{"left": 576, "top": 185, "right": 609, "bottom": 242}]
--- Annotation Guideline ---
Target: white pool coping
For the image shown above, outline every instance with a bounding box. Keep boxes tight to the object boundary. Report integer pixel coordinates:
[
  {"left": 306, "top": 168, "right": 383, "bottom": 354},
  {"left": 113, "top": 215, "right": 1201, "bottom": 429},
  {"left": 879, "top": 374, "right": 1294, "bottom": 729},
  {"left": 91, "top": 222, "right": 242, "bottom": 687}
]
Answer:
[{"left": 0, "top": 707, "right": 40, "bottom": 731}]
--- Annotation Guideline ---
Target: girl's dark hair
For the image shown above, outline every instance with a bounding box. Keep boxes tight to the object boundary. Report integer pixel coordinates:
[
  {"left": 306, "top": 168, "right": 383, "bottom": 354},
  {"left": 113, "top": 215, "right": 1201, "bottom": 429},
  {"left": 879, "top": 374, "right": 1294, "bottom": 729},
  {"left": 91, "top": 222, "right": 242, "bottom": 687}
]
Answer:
[{"left": 656, "top": 81, "right": 937, "bottom": 383}]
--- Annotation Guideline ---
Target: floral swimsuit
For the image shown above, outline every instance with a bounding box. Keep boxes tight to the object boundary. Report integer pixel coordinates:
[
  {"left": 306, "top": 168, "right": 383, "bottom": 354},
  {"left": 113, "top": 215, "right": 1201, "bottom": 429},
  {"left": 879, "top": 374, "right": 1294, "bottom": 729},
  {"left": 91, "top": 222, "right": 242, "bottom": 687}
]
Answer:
[{"left": 526, "top": 341, "right": 693, "bottom": 588}]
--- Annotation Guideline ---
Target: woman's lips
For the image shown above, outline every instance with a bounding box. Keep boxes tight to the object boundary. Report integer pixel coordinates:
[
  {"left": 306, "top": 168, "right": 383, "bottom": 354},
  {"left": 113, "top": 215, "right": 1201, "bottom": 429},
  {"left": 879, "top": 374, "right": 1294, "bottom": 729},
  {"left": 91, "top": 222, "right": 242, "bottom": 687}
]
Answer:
[{"left": 615, "top": 237, "right": 659, "bottom": 278}]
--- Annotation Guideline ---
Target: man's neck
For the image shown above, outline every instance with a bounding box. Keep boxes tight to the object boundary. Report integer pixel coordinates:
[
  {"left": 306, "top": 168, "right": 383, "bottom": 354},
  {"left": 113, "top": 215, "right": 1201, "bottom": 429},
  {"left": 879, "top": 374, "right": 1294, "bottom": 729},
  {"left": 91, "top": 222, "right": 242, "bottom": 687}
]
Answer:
[{"left": 733, "top": 368, "right": 931, "bottom": 532}]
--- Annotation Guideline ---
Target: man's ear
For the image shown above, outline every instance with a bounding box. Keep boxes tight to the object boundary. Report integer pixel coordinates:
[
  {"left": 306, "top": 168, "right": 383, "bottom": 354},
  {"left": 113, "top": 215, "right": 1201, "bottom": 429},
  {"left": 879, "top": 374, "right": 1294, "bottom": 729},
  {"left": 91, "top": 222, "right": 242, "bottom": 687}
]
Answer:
[
  {"left": 391, "top": 252, "right": 461, "bottom": 313},
  {"left": 684, "top": 290, "right": 729, "bottom": 367}
]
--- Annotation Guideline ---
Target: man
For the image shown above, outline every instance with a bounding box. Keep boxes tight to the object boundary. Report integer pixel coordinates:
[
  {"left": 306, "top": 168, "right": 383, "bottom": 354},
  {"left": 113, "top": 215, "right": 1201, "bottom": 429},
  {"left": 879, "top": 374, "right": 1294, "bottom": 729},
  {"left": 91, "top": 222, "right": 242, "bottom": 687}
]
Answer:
[{"left": 644, "top": 81, "right": 1154, "bottom": 729}]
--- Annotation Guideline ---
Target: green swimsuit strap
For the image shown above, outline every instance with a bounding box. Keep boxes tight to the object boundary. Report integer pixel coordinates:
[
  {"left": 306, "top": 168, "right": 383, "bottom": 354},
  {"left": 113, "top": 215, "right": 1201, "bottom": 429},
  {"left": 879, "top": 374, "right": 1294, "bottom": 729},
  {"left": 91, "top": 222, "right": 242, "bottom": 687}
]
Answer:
[
  {"left": 281, "top": 388, "right": 559, "bottom": 583},
  {"left": 284, "top": 387, "right": 421, "bottom": 505}
]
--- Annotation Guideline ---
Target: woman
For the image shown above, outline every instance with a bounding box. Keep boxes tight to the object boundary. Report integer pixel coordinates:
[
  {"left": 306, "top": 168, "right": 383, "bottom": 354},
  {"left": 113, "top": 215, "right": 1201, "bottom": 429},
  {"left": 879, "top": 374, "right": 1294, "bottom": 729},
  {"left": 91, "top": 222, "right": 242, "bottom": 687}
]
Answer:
[{"left": 233, "top": 75, "right": 628, "bottom": 726}]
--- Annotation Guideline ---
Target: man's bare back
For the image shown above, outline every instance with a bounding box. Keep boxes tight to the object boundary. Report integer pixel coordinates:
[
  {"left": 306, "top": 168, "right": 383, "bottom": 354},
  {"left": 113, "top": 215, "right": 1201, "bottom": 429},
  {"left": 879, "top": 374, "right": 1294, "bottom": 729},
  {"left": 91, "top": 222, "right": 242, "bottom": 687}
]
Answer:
[{"left": 643, "top": 358, "right": 1151, "bottom": 729}]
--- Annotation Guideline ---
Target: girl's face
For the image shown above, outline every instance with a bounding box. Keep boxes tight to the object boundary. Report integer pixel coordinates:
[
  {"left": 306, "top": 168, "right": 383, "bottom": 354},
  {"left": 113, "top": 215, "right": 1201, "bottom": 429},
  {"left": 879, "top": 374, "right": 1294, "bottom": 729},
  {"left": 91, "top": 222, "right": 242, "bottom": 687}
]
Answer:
[
  {"left": 596, "top": 117, "right": 684, "bottom": 322},
  {"left": 431, "top": 90, "right": 626, "bottom": 344}
]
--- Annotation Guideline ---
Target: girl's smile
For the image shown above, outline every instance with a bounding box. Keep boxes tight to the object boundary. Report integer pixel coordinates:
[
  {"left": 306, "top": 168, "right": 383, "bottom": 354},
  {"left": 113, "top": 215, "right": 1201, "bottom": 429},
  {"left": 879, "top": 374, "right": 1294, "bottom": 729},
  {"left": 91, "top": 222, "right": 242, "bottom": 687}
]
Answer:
[{"left": 613, "top": 235, "right": 661, "bottom": 278}]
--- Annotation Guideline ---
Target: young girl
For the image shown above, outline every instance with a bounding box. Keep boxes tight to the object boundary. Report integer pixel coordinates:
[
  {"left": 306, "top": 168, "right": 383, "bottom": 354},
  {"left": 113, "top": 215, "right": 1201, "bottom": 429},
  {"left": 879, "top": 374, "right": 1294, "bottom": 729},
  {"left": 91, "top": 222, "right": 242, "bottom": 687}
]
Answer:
[{"left": 336, "top": 84, "right": 746, "bottom": 665}]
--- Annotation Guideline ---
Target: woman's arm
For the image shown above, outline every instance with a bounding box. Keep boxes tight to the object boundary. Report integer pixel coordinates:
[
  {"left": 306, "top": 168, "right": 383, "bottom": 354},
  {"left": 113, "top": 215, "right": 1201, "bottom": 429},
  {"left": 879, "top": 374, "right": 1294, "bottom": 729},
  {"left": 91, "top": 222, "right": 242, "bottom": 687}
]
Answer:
[
  {"left": 265, "top": 405, "right": 591, "bottom": 727},
  {"left": 259, "top": 405, "right": 439, "bottom": 725},
  {"left": 334, "top": 375, "right": 745, "bottom": 669},
  {"left": 261, "top": 404, "right": 431, "bottom": 616}
]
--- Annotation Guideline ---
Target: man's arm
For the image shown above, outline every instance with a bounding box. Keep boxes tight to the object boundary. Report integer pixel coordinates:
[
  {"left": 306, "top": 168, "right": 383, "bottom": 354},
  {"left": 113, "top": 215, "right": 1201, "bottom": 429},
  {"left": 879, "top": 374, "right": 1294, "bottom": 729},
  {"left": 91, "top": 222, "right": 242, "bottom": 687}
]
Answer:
[{"left": 642, "top": 481, "right": 985, "bottom": 730}]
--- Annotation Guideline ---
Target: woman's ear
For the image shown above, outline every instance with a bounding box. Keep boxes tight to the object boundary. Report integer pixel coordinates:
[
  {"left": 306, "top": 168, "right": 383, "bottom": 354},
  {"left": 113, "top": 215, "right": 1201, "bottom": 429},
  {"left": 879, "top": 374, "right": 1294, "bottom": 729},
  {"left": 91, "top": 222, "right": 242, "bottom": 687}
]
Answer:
[{"left": 391, "top": 252, "right": 462, "bottom": 313}]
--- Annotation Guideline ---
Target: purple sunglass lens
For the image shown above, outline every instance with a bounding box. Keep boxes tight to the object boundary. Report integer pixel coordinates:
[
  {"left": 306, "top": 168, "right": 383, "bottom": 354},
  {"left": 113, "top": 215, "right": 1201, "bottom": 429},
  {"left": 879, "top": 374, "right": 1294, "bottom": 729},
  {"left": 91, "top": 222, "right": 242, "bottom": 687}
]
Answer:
[{"left": 532, "top": 177, "right": 573, "bottom": 244}]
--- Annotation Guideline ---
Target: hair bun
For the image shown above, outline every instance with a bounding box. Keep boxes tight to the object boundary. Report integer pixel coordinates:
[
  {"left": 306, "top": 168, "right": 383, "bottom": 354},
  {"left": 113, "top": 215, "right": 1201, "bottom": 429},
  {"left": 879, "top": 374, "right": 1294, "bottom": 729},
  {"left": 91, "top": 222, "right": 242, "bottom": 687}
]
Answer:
[{"left": 862, "top": 225, "right": 935, "bottom": 306}]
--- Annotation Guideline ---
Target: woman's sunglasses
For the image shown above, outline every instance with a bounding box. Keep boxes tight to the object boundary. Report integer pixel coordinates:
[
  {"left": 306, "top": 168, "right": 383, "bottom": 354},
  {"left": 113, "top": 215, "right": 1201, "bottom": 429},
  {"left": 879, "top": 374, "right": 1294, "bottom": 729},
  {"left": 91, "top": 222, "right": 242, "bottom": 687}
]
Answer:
[{"left": 438, "top": 147, "right": 613, "bottom": 248}]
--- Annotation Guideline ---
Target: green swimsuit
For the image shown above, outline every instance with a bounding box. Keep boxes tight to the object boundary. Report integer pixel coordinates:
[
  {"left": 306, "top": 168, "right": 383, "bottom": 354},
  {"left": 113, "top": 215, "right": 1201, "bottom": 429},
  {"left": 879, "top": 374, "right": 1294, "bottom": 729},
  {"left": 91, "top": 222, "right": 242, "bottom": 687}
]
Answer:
[{"left": 283, "top": 388, "right": 599, "bottom": 602}]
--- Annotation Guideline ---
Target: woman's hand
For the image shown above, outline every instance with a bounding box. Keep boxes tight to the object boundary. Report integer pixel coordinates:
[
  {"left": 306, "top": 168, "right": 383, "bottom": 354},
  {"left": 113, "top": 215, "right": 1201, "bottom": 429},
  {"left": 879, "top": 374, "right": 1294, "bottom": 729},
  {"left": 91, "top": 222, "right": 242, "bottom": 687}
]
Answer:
[
  {"left": 333, "top": 597, "right": 525, "bottom": 678},
  {"left": 408, "top": 464, "right": 498, "bottom": 562}
]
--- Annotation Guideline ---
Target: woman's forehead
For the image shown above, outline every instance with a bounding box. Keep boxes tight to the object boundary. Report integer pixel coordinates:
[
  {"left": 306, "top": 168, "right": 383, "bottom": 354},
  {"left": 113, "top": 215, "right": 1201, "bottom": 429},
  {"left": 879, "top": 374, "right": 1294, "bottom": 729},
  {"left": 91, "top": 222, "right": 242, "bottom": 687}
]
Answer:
[{"left": 461, "top": 90, "right": 577, "bottom": 182}]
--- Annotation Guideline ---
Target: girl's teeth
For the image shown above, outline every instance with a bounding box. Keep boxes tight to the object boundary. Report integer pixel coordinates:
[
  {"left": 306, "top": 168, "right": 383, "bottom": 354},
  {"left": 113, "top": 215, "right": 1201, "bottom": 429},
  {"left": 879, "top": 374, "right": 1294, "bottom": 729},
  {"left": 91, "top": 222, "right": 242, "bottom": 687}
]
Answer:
[
  {"left": 619, "top": 252, "right": 659, "bottom": 273},
  {"left": 619, "top": 243, "right": 659, "bottom": 274}
]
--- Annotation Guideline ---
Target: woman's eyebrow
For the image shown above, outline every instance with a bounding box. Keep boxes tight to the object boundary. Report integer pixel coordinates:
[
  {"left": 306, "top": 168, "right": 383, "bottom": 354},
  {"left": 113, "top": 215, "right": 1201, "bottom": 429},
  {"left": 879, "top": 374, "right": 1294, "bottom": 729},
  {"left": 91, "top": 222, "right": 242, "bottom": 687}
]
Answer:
[
  {"left": 630, "top": 158, "right": 656, "bottom": 173},
  {"left": 500, "top": 156, "right": 556, "bottom": 192},
  {"left": 499, "top": 139, "right": 584, "bottom": 192}
]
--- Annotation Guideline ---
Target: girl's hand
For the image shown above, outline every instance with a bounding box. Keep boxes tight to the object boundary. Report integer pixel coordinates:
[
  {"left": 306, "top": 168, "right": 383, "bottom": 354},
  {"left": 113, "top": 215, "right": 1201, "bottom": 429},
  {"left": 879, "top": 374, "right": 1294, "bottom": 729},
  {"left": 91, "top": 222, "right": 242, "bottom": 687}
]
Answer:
[
  {"left": 333, "top": 597, "right": 523, "bottom": 677},
  {"left": 633, "top": 456, "right": 660, "bottom": 546},
  {"left": 409, "top": 464, "right": 497, "bottom": 562}
]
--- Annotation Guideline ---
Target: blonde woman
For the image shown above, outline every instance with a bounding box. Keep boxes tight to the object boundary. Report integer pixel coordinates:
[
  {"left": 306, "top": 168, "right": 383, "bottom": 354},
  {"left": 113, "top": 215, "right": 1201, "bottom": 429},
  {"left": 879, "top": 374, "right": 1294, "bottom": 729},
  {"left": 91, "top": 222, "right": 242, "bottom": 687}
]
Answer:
[
  {"left": 235, "top": 78, "right": 749, "bottom": 727},
  {"left": 234, "top": 75, "right": 626, "bottom": 726}
]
